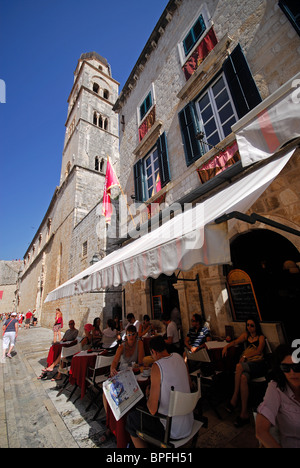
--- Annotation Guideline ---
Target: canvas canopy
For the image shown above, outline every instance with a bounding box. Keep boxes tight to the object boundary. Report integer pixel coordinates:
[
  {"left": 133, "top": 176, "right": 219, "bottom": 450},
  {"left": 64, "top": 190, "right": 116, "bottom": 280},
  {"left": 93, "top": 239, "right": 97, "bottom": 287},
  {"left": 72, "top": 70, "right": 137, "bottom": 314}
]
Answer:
[
  {"left": 45, "top": 150, "right": 294, "bottom": 303},
  {"left": 233, "top": 72, "right": 300, "bottom": 167}
]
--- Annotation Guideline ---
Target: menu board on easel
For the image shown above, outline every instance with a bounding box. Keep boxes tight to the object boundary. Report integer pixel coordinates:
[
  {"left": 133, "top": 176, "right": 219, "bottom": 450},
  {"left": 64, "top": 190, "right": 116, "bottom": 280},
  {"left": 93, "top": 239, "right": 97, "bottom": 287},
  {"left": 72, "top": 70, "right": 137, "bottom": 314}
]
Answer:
[
  {"left": 152, "top": 295, "right": 163, "bottom": 320},
  {"left": 227, "top": 269, "right": 262, "bottom": 322}
]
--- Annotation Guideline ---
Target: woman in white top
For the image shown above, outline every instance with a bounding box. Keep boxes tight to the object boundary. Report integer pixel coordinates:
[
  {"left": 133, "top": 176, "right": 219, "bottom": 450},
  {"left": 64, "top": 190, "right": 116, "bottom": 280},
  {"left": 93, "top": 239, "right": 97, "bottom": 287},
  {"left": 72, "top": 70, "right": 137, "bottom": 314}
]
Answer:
[
  {"left": 110, "top": 325, "right": 144, "bottom": 376},
  {"left": 102, "top": 319, "right": 118, "bottom": 347}
]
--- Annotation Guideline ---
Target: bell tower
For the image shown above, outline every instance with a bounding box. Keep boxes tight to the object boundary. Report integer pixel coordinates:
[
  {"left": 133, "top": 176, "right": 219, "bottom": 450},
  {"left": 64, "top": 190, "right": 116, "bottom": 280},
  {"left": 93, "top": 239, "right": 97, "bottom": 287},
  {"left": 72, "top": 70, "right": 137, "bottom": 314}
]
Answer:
[{"left": 60, "top": 52, "right": 120, "bottom": 223}]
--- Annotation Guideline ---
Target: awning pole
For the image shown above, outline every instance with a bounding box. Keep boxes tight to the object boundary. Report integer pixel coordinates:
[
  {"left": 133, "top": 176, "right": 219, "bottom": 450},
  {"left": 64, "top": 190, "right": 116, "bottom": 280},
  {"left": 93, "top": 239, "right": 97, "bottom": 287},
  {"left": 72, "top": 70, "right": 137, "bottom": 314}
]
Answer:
[{"left": 176, "top": 273, "right": 206, "bottom": 321}]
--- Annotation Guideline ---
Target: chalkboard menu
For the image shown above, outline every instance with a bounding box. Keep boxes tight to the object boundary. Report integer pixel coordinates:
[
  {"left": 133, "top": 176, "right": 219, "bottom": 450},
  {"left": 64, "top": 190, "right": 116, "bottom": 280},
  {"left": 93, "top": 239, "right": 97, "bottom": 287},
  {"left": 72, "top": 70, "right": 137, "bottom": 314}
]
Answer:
[
  {"left": 152, "top": 295, "right": 163, "bottom": 320},
  {"left": 227, "top": 270, "right": 261, "bottom": 322}
]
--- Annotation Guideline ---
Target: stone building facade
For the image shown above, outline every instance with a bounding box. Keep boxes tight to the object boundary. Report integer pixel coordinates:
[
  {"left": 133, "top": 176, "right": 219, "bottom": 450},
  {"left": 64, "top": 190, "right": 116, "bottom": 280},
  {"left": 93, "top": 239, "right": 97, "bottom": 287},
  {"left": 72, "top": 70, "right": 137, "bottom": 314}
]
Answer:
[
  {"left": 17, "top": 53, "right": 122, "bottom": 333},
  {"left": 0, "top": 261, "right": 22, "bottom": 316},
  {"left": 112, "top": 0, "right": 300, "bottom": 346}
]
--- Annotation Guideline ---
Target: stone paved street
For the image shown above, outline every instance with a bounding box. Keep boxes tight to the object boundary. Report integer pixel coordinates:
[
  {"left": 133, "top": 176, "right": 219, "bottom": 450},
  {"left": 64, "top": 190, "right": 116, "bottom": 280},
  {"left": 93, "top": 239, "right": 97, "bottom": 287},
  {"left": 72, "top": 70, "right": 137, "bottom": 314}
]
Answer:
[
  {"left": 0, "top": 325, "right": 259, "bottom": 449},
  {"left": 0, "top": 325, "right": 115, "bottom": 449}
]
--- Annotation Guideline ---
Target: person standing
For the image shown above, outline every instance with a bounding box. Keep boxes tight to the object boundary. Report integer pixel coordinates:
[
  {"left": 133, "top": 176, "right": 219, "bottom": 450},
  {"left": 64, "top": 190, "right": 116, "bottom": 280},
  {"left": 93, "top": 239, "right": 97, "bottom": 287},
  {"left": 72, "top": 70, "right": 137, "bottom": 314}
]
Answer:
[
  {"left": 25, "top": 309, "right": 33, "bottom": 329},
  {"left": 53, "top": 308, "right": 63, "bottom": 343},
  {"left": 2, "top": 312, "right": 19, "bottom": 362}
]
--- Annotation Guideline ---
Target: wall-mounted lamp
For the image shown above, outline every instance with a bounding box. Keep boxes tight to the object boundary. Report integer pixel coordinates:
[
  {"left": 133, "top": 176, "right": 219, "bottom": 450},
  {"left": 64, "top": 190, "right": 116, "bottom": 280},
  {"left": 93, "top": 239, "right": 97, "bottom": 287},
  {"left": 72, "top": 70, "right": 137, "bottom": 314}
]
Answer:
[
  {"left": 195, "top": 131, "right": 224, "bottom": 152},
  {"left": 90, "top": 251, "right": 105, "bottom": 265}
]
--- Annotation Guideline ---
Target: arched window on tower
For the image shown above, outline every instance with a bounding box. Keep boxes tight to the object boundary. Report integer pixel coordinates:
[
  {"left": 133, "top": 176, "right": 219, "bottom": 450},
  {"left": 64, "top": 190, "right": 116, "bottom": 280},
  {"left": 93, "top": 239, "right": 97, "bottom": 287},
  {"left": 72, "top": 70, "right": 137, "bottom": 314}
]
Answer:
[
  {"left": 99, "top": 115, "right": 103, "bottom": 128},
  {"left": 93, "top": 112, "right": 98, "bottom": 125},
  {"left": 104, "top": 118, "right": 108, "bottom": 131},
  {"left": 100, "top": 158, "right": 104, "bottom": 173},
  {"left": 95, "top": 157, "right": 105, "bottom": 173},
  {"left": 103, "top": 89, "right": 109, "bottom": 100},
  {"left": 93, "top": 82, "right": 99, "bottom": 94}
]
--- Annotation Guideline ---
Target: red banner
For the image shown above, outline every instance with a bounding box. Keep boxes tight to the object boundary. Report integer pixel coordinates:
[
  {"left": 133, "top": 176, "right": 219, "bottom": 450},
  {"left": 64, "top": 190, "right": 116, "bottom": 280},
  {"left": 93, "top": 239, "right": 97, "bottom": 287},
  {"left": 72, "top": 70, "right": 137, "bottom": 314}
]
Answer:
[
  {"left": 197, "top": 141, "right": 240, "bottom": 184},
  {"left": 102, "top": 157, "right": 120, "bottom": 224},
  {"left": 138, "top": 106, "right": 156, "bottom": 142},
  {"left": 183, "top": 27, "right": 218, "bottom": 81}
]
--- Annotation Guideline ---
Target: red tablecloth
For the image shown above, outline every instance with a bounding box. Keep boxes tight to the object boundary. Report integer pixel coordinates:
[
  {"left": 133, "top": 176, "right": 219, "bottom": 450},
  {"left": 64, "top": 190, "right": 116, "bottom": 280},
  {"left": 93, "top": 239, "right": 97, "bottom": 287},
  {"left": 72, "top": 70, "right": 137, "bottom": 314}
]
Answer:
[
  {"left": 106, "top": 376, "right": 149, "bottom": 448},
  {"left": 69, "top": 353, "right": 97, "bottom": 399},
  {"left": 47, "top": 343, "right": 63, "bottom": 367}
]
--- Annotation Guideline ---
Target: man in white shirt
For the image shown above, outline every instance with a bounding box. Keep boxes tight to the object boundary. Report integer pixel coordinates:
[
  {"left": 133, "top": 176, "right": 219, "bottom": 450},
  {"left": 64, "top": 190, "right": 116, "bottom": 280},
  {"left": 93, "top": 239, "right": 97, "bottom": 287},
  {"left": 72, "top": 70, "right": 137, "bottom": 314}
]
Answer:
[
  {"left": 161, "top": 313, "right": 180, "bottom": 353},
  {"left": 125, "top": 313, "right": 140, "bottom": 334}
]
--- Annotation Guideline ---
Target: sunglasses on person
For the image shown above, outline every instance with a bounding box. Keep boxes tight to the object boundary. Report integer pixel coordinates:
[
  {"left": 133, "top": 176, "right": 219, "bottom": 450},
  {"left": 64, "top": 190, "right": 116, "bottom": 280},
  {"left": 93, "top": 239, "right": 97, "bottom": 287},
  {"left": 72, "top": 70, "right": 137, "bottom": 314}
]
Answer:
[
  {"left": 280, "top": 363, "right": 300, "bottom": 373},
  {"left": 126, "top": 332, "right": 136, "bottom": 337},
  {"left": 247, "top": 323, "right": 255, "bottom": 328}
]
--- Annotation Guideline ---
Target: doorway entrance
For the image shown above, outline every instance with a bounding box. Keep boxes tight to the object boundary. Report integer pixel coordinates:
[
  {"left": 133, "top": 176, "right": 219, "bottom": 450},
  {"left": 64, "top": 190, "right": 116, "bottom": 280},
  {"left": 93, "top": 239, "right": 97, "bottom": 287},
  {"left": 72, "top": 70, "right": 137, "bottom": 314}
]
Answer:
[
  {"left": 228, "top": 229, "right": 300, "bottom": 342},
  {"left": 151, "top": 274, "right": 180, "bottom": 322}
]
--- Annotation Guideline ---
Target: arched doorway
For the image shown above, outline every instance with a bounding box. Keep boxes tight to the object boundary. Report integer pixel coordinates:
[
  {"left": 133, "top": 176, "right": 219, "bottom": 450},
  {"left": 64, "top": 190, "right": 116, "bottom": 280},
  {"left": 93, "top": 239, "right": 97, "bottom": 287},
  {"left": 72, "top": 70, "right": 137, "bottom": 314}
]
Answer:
[{"left": 229, "top": 229, "right": 300, "bottom": 342}]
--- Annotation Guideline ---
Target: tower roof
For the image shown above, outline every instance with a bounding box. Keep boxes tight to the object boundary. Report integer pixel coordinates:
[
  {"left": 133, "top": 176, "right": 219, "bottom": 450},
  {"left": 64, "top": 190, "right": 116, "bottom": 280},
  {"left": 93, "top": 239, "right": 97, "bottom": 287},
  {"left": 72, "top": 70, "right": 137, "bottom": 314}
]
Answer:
[{"left": 79, "top": 52, "right": 108, "bottom": 67}]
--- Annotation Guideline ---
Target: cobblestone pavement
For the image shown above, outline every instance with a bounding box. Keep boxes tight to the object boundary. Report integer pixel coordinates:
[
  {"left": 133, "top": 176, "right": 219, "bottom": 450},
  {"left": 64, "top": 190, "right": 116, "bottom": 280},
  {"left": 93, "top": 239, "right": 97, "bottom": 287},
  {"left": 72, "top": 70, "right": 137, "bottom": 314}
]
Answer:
[
  {"left": 0, "top": 325, "right": 115, "bottom": 449},
  {"left": 0, "top": 325, "right": 259, "bottom": 449}
]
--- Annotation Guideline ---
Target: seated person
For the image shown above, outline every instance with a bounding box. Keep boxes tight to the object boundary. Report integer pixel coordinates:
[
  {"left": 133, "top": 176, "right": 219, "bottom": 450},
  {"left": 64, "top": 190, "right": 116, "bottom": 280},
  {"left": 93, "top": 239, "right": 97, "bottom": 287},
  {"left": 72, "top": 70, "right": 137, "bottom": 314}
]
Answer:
[
  {"left": 110, "top": 325, "right": 144, "bottom": 376},
  {"left": 222, "top": 317, "right": 266, "bottom": 427},
  {"left": 138, "top": 315, "right": 155, "bottom": 338},
  {"left": 99, "top": 324, "right": 145, "bottom": 440},
  {"left": 39, "top": 320, "right": 79, "bottom": 378},
  {"left": 102, "top": 319, "right": 118, "bottom": 347},
  {"left": 256, "top": 344, "right": 300, "bottom": 448},
  {"left": 161, "top": 312, "right": 181, "bottom": 353},
  {"left": 113, "top": 315, "right": 123, "bottom": 332},
  {"left": 125, "top": 313, "right": 140, "bottom": 334},
  {"left": 81, "top": 323, "right": 94, "bottom": 350},
  {"left": 126, "top": 335, "right": 194, "bottom": 448},
  {"left": 92, "top": 317, "right": 103, "bottom": 347},
  {"left": 184, "top": 313, "right": 211, "bottom": 357}
]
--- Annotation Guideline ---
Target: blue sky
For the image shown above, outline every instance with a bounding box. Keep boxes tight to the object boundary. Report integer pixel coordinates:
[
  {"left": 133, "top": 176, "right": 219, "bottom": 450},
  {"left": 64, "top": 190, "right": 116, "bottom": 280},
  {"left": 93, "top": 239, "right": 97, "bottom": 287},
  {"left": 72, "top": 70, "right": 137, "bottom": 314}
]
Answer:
[{"left": 0, "top": 0, "right": 168, "bottom": 260}]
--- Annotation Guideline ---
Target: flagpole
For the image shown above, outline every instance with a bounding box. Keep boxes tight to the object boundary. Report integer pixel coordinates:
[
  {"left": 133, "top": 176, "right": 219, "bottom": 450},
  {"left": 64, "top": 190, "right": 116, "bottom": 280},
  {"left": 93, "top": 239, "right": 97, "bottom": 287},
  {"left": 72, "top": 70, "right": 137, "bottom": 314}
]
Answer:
[{"left": 107, "top": 156, "right": 136, "bottom": 228}]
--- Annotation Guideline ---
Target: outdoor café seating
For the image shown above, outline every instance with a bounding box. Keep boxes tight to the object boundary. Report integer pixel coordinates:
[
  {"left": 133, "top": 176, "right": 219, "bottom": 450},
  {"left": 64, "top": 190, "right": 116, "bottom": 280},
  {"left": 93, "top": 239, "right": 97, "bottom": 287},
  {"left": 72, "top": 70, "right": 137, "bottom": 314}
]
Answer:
[
  {"left": 85, "top": 354, "right": 115, "bottom": 420},
  {"left": 136, "top": 372, "right": 203, "bottom": 448}
]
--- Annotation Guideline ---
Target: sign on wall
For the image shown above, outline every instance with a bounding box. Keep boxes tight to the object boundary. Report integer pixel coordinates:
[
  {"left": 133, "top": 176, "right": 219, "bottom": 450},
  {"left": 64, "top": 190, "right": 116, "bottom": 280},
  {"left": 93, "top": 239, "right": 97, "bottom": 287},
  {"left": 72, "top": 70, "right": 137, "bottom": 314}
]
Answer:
[{"left": 227, "top": 269, "right": 262, "bottom": 322}]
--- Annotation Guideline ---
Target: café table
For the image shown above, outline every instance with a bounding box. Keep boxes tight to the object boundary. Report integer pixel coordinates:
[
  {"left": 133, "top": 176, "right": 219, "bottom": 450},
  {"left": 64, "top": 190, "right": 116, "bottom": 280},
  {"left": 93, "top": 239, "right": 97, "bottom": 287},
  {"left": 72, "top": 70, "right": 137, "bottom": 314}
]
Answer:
[
  {"left": 105, "top": 370, "right": 150, "bottom": 448},
  {"left": 69, "top": 350, "right": 98, "bottom": 399},
  {"left": 205, "top": 341, "right": 239, "bottom": 372}
]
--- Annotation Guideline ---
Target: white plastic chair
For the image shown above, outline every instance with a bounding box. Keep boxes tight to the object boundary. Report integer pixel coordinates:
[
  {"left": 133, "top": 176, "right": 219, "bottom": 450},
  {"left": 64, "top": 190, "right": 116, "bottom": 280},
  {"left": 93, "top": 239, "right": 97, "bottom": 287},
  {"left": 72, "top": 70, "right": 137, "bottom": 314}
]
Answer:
[
  {"left": 85, "top": 354, "right": 115, "bottom": 419},
  {"left": 136, "top": 373, "right": 203, "bottom": 448}
]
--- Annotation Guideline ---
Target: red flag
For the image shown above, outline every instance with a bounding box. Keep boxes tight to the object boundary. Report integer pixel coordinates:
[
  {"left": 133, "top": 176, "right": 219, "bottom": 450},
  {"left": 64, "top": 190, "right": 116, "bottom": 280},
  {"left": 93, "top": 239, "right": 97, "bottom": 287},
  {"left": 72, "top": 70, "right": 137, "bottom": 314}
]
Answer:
[{"left": 102, "top": 157, "right": 120, "bottom": 224}]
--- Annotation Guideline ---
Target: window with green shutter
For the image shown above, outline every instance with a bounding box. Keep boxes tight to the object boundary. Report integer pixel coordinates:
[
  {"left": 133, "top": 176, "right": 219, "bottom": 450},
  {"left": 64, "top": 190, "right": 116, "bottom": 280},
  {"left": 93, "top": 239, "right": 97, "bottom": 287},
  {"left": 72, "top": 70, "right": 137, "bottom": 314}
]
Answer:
[{"left": 133, "top": 132, "right": 171, "bottom": 202}]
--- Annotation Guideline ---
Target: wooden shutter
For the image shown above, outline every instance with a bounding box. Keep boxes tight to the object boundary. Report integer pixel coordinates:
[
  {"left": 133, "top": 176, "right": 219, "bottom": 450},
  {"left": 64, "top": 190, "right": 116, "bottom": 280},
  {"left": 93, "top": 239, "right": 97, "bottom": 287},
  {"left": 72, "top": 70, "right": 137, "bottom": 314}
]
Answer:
[
  {"left": 223, "top": 44, "right": 262, "bottom": 119},
  {"left": 179, "top": 103, "right": 202, "bottom": 166},
  {"left": 133, "top": 159, "right": 146, "bottom": 202},
  {"left": 157, "top": 132, "right": 171, "bottom": 187}
]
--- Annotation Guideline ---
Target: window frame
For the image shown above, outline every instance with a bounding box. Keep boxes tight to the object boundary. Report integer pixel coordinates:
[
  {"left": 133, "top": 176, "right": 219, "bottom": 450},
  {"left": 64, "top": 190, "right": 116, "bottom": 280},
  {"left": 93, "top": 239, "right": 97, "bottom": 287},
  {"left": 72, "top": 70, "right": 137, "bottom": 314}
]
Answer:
[
  {"left": 144, "top": 146, "right": 160, "bottom": 200},
  {"left": 137, "top": 84, "right": 156, "bottom": 127},
  {"left": 195, "top": 72, "right": 239, "bottom": 153},
  {"left": 178, "top": 4, "right": 213, "bottom": 67},
  {"left": 134, "top": 132, "right": 171, "bottom": 202}
]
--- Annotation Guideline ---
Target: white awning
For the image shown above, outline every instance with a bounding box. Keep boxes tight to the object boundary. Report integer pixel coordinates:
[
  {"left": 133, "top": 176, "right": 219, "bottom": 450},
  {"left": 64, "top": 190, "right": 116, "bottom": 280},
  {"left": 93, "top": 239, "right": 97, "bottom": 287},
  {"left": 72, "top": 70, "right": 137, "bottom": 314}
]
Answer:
[
  {"left": 45, "top": 150, "right": 294, "bottom": 303},
  {"left": 233, "top": 72, "right": 300, "bottom": 167}
]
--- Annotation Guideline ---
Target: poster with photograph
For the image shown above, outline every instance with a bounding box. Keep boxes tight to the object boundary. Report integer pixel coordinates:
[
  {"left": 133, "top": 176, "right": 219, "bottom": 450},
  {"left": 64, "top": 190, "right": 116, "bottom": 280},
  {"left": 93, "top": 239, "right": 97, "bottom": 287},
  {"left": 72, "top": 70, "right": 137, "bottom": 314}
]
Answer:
[{"left": 103, "top": 368, "right": 144, "bottom": 421}]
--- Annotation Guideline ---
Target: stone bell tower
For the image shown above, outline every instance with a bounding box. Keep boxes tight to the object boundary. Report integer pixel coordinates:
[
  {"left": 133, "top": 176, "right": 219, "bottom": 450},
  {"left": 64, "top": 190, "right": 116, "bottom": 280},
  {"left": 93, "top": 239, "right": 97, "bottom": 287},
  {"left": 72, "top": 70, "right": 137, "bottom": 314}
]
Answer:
[{"left": 60, "top": 52, "right": 120, "bottom": 224}]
